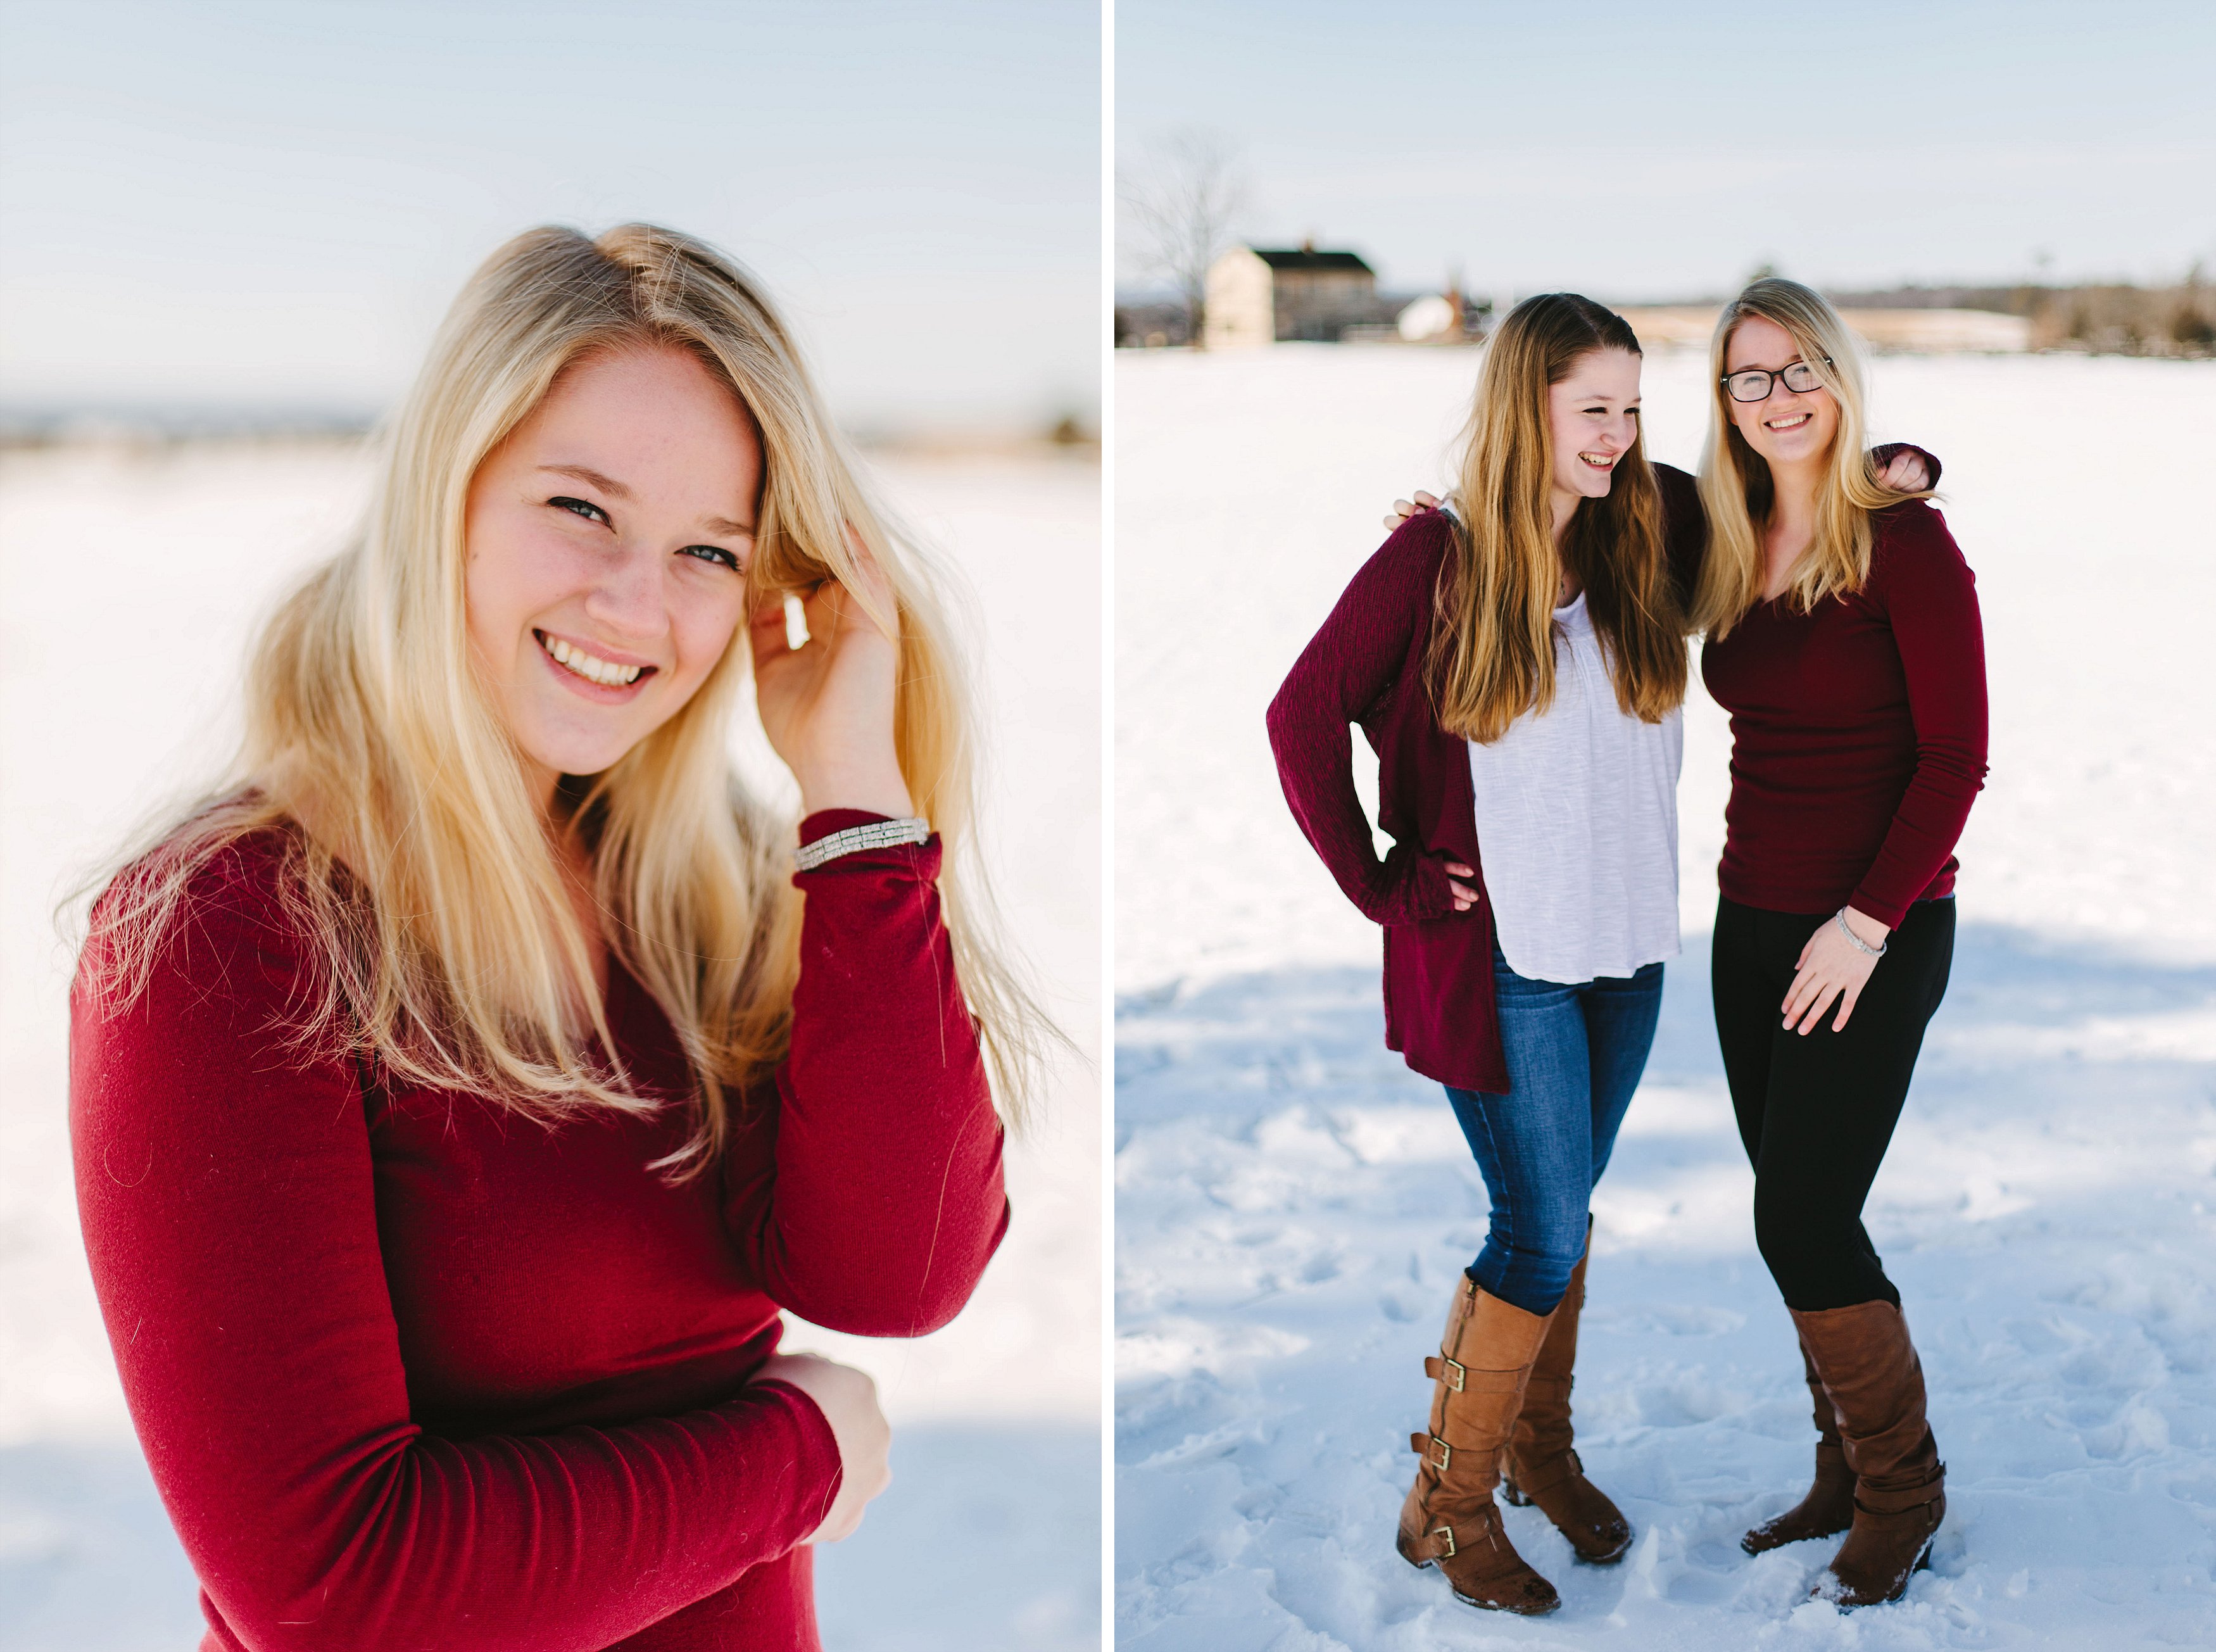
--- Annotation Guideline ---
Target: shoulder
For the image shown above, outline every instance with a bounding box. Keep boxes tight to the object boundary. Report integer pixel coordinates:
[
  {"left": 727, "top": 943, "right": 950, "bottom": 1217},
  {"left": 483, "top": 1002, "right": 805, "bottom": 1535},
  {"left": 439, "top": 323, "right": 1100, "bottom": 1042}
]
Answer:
[
  {"left": 80, "top": 816, "right": 318, "bottom": 1020},
  {"left": 1376, "top": 506, "right": 1457, "bottom": 572},
  {"left": 1651, "top": 461, "right": 1703, "bottom": 517},
  {"left": 1337, "top": 507, "right": 1455, "bottom": 617},
  {"left": 1867, "top": 500, "right": 1974, "bottom": 588}
]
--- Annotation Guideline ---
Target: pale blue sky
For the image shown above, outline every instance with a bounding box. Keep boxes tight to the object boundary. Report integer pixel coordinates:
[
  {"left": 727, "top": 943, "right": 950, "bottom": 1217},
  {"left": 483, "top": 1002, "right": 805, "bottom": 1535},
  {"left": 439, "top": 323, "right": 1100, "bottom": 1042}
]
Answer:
[
  {"left": 0, "top": 0, "right": 1098, "bottom": 431},
  {"left": 1116, "top": 0, "right": 2216, "bottom": 300}
]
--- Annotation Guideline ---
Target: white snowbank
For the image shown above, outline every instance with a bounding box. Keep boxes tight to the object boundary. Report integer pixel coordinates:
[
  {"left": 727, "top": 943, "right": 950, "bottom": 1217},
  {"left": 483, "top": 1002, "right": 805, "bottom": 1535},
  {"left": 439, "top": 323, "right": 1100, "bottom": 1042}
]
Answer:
[
  {"left": 0, "top": 441, "right": 1100, "bottom": 1649},
  {"left": 1116, "top": 346, "right": 2216, "bottom": 1647}
]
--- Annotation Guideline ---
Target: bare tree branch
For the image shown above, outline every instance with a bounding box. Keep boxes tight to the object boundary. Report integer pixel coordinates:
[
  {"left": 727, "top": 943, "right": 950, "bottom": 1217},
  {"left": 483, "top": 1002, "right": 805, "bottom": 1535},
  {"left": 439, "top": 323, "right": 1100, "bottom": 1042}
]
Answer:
[{"left": 1117, "top": 129, "right": 1249, "bottom": 348}]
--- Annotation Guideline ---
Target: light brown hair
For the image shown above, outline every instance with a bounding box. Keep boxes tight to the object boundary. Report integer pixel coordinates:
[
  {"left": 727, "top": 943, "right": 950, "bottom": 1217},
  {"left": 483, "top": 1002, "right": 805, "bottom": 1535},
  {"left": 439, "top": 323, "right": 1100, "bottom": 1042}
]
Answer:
[{"left": 1429, "top": 293, "right": 1687, "bottom": 743}]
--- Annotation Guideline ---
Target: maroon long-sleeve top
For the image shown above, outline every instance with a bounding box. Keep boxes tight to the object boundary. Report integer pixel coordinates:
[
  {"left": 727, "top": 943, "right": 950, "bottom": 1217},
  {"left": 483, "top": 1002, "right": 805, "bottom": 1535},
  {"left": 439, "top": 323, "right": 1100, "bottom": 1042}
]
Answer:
[
  {"left": 1266, "top": 453, "right": 1946, "bottom": 1090},
  {"left": 1701, "top": 500, "right": 1988, "bottom": 928},
  {"left": 70, "top": 808, "right": 1008, "bottom": 1652}
]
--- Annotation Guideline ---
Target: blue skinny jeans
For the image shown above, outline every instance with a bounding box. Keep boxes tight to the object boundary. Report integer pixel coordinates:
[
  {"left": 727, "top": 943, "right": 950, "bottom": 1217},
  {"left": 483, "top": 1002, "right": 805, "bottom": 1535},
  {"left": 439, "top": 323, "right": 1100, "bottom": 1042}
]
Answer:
[{"left": 1444, "top": 947, "right": 1665, "bottom": 1316}]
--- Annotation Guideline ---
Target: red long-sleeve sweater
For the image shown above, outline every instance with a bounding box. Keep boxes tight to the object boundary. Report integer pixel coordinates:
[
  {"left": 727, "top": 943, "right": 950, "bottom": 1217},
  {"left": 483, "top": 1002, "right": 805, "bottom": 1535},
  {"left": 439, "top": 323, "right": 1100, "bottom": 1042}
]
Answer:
[
  {"left": 1700, "top": 501, "right": 1989, "bottom": 928},
  {"left": 69, "top": 809, "right": 1008, "bottom": 1652}
]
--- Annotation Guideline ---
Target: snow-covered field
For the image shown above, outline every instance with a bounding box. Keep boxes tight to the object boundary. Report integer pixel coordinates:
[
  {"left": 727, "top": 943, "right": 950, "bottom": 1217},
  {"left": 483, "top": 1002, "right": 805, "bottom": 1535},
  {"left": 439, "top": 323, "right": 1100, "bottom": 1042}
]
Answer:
[
  {"left": 1116, "top": 346, "right": 2216, "bottom": 1648},
  {"left": 0, "top": 443, "right": 1100, "bottom": 1649}
]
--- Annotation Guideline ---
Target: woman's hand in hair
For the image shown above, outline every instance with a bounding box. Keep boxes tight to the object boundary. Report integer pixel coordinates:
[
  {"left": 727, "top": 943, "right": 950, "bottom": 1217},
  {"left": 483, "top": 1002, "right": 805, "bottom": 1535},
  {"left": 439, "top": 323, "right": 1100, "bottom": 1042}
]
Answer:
[
  {"left": 1381, "top": 489, "right": 1444, "bottom": 532},
  {"left": 1876, "top": 450, "right": 1931, "bottom": 493},
  {"left": 755, "top": 1352, "right": 893, "bottom": 1544},
  {"left": 750, "top": 530, "right": 915, "bottom": 819},
  {"left": 1781, "top": 909, "right": 1891, "bottom": 1035}
]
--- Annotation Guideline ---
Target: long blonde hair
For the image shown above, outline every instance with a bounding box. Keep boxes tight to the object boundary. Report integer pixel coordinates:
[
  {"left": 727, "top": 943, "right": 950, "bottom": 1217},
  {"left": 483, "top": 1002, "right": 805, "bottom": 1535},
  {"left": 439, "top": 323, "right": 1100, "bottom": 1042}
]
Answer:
[
  {"left": 1428, "top": 293, "right": 1687, "bottom": 744},
  {"left": 1692, "top": 277, "right": 1934, "bottom": 637},
  {"left": 80, "top": 223, "right": 1051, "bottom": 1170}
]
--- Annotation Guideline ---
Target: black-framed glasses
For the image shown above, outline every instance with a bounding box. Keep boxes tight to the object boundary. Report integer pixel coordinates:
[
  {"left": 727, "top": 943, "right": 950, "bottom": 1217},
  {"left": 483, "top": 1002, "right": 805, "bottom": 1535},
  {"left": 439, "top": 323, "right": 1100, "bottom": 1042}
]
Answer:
[{"left": 1721, "top": 357, "right": 1832, "bottom": 403}]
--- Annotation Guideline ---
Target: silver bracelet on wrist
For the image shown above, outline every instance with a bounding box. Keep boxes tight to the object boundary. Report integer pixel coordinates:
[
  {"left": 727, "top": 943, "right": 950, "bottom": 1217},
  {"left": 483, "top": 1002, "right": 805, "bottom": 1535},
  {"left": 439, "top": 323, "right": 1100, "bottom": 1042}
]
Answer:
[
  {"left": 1833, "top": 907, "right": 1887, "bottom": 957},
  {"left": 793, "top": 817, "right": 930, "bottom": 871}
]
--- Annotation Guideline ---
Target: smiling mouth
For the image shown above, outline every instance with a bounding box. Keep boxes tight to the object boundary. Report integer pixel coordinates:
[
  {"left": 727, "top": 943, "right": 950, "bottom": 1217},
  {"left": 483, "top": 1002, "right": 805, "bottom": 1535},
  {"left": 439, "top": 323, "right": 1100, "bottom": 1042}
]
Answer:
[
  {"left": 1765, "top": 413, "right": 1813, "bottom": 432},
  {"left": 1578, "top": 451, "right": 1619, "bottom": 470},
  {"left": 535, "top": 630, "right": 655, "bottom": 688}
]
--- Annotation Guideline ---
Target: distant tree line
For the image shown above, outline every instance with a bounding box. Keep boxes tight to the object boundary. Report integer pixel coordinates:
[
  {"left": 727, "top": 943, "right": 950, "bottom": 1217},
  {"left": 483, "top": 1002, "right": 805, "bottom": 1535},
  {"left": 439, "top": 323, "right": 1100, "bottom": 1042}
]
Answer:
[{"left": 1828, "top": 272, "right": 2216, "bottom": 356}]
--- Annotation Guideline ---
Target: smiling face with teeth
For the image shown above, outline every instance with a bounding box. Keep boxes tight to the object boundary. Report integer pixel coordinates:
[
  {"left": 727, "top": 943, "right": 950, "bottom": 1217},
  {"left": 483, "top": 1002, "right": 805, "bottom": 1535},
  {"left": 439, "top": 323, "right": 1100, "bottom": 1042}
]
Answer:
[
  {"left": 463, "top": 343, "right": 761, "bottom": 808},
  {"left": 1722, "top": 314, "right": 1840, "bottom": 478},
  {"left": 1545, "top": 346, "right": 1644, "bottom": 530}
]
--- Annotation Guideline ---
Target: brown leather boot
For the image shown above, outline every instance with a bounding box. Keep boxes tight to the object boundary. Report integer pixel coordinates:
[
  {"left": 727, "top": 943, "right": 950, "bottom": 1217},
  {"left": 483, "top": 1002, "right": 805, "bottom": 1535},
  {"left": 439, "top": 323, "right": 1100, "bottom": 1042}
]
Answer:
[
  {"left": 1395, "top": 1272, "right": 1560, "bottom": 1614},
  {"left": 1792, "top": 1301, "right": 1946, "bottom": 1606},
  {"left": 1499, "top": 1242, "right": 1633, "bottom": 1563},
  {"left": 1742, "top": 1332, "right": 1856, "bottom": 1554}
]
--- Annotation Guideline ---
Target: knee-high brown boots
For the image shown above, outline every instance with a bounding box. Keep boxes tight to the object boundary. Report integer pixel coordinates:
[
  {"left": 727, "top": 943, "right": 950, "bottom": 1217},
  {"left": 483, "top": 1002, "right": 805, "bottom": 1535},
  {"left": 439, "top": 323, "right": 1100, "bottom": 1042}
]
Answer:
[
  {"left": 1501, "top": 1244, "right": 1634, "bottom": 1563},
  {"left": 1395, "top": 1273, "right": 1560, "bottom": 1614},
  {"left": 1741, "top": 1332, "right": 1856, "bottom": 1554},
  {"left": 1788, "top": 1301, "right": 1946, "bottom": 1606}
]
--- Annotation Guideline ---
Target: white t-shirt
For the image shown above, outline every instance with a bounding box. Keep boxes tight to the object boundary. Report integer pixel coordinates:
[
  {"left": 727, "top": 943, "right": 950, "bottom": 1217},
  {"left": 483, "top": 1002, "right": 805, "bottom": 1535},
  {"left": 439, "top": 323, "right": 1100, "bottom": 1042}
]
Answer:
[{"left": 1467, "top": 591, "right": 1683, "bottom": 984}]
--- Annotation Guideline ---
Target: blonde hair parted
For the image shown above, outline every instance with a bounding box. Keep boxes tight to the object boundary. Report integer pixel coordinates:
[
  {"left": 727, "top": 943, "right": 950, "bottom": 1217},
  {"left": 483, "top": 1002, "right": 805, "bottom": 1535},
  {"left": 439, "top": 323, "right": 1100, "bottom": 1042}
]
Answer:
[
  {"left": 1429, "top": 293, "right": 1687, "bottom": 744},
  {"left": 82, "top": 223, "right": 1050, "bottom": 1170},
  {"left": 1691, "top": 277, "right": 1934, "bottom": 638}
]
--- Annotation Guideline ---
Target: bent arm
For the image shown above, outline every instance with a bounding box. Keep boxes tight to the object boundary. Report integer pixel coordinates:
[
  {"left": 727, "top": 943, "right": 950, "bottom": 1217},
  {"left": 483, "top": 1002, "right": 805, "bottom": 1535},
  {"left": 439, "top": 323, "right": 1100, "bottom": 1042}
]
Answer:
[
  {"left": 1848, "top": 517, "right": 1989, "bottom": 928},
  {"left": 723, "top": 812, "right": 1008, "bottom": 1336},
  {"left": 70, "top": 873, "right": 840, "bottom": 1652},
  {"left": 1264, "top": 515, "right": 1457, "bottom": 926}
]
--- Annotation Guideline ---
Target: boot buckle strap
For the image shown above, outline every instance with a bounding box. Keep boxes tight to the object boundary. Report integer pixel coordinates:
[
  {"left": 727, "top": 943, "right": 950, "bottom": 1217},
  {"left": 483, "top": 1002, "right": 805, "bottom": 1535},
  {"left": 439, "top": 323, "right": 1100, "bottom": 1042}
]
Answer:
[
  {"left": 1430, "top": 1522, "right": 1457, "bottom": 1558},
  {"left": 1423, "top": 1433, "right": 1451, "bottom": 1472},
  {"left": 1422, "top": 1354, "right": 1467, "bottom": 1392}
]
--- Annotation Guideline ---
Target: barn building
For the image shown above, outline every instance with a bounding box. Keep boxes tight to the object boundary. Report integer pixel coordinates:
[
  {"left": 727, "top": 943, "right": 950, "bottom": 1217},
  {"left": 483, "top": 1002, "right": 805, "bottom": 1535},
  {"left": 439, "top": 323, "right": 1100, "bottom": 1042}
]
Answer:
[{"left": 1204, "top": 243, "right": 1395, "bottom": 347}]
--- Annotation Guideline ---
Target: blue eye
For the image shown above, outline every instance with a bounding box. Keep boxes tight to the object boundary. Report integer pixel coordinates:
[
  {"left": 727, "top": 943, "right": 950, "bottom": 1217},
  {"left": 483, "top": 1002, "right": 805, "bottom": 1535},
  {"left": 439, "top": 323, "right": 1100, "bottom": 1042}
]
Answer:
[
  {"left": 549, "top": 495, "right": 609, "bottom": 525},
  {"left": 681, "top": 545, "right": 742, "bottom": 572}
]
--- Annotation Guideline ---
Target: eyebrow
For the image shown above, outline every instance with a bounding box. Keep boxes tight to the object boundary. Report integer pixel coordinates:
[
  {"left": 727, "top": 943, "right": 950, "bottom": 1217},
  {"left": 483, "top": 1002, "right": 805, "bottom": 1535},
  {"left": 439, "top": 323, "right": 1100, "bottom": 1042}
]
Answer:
[{"left": 537, "top": 463, "right": 755, "bottom": 536}]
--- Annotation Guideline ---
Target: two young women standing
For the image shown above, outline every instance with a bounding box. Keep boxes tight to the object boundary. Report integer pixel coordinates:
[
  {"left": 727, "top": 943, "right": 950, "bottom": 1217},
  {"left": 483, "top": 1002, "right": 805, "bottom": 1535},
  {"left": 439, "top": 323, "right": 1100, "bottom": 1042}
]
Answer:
[{"left": 1268, "top": 281, "right": 1986, "bottom": 1613}]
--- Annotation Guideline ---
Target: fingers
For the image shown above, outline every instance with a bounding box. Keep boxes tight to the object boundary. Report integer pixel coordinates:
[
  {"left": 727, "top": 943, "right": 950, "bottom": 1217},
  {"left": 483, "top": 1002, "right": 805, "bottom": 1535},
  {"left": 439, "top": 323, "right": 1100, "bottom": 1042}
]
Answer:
[
  {"left": 784, "top": 526, "right": 899, "bottom": 652},
  {"left": 1785, "top": 974, "right": 1842, "bottom": 1035},
  {"left": 836, "top": 524, "right": 899, "bottom": 616},
  {"left": 1780, "top": 962, "right": 1827, "bottom": 1032},
  {"left": 1385, "top": 492, "right": 1444, "bottom": 530},
  {"left": 1442, "top": 862, "right": 1473, "bottom": 878},
  {"left": 1880, "top": 454, "right": 1929, "bottom": 493},
  {"left": 1832, "top": 980, "right": 1863, "bottom": 1032},
  {"left": 1447, "top": 878, "right": 1476, "bottom": 911}
]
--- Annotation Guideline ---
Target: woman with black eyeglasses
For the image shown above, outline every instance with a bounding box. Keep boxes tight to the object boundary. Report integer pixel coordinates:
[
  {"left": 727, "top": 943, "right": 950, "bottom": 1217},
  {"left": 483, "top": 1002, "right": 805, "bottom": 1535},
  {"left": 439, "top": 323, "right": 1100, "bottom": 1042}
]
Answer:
[{"left": 1691, "top": 278, "right": 1987, "bottom": 1608}]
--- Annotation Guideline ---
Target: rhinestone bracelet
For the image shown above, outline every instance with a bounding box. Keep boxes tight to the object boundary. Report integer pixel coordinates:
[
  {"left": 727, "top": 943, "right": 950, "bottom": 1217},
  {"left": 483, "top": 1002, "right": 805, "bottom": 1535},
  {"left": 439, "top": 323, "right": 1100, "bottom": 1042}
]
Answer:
[
  {"left": 1833, "top": 907, "right": 1888, "bottom": 957},
  {"left": 793, "top": 816, "right": 931, "bottom": 871}
]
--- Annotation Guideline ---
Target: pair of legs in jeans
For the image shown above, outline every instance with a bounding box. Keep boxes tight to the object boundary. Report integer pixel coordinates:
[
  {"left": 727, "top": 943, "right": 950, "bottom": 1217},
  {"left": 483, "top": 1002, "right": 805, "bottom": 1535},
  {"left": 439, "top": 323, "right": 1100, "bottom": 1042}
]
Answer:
[{"left": 1444, "top": 945, "right": 1665, "bottom": 1316}]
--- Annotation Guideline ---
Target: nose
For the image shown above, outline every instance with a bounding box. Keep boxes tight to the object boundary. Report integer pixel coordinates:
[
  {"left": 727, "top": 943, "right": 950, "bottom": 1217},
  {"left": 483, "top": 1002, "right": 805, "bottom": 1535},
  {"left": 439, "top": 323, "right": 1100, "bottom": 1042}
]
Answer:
[{"left": 581, "top": 543, "right": 670, "bottom": 643}]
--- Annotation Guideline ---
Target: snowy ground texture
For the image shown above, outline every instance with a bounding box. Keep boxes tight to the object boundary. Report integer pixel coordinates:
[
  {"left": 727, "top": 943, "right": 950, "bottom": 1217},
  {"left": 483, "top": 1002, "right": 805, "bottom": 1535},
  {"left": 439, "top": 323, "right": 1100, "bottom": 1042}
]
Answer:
[
  {"left": 0, "top": 443, "right": 1100, "bottom": 1650},
  {"left": 1116, "top": 345, "right": 2216, "bottom": 1649}
]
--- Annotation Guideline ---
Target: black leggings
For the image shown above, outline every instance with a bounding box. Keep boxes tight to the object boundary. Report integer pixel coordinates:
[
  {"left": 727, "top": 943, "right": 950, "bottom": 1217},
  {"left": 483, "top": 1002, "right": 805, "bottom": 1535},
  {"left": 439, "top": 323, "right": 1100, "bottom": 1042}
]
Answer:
[{"left": 1711, "top": 896, "right": 1955, "bottom": 1313}]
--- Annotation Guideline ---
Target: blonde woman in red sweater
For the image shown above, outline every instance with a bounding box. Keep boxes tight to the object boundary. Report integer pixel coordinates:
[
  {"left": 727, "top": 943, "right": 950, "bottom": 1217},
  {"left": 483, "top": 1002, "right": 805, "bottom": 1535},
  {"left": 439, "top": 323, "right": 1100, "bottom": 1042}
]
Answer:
[
  {"left": 70, "top": 225, "right": 1048, "bottom": 1651},
  {"left": 1692, "top": 278, "right": 1986, "bottom": 1606}
]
